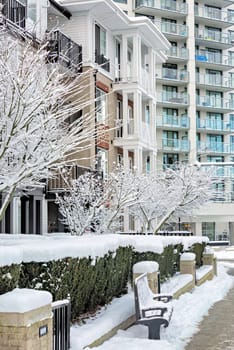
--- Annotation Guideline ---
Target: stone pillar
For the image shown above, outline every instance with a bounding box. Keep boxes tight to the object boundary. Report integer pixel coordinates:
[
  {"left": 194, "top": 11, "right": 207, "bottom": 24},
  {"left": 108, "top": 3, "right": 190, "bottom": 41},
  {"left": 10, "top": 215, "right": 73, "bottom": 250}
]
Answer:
[
  {"left": 11, "top": 196, "right": 21, "bottom": 234},
  {"left": 133, "top": 261, "right": 159, "bottom": 294},
  {"left": 203, "top": 247, "right": 217, "bottom": 276},
  {"left": 0, "top": 288, "right": 53, "bottom": 350},
  {"left": 180, "top": 253, "right": 196, "bottom": 288}
]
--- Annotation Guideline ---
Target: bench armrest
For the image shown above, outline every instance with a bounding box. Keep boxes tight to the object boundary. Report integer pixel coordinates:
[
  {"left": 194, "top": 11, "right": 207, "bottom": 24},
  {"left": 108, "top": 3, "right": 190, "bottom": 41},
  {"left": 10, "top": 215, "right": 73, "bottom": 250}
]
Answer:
[
  {"left": 153, "top": 294, "right": 173, "bottom": 303},
  {"left": 142, "top": 307, "right": 168, "bottom": 318}
]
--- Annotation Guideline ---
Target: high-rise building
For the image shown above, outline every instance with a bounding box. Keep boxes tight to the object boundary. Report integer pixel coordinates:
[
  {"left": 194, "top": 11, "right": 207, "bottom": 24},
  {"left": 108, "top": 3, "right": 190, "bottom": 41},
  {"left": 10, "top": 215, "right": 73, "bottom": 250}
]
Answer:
[{"left": 115, "top": 0, "right": 234, "bottom": 242}]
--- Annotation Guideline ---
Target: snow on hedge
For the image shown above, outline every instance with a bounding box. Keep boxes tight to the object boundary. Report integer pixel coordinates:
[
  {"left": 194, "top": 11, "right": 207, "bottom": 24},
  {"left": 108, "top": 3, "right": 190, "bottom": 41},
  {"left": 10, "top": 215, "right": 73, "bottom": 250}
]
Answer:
[{"left": 0, "top": 233, "right": 208, "bottom": 267}]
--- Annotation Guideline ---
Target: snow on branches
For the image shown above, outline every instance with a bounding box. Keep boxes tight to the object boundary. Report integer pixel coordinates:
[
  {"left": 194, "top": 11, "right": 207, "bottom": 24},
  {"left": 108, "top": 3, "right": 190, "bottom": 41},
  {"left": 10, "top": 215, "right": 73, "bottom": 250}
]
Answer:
[
  {"left": 57, "top": 164, "right": 214, "bottom": 235},
  {"left": 0, "top": 27, "right": 100, "bottom": 220}
]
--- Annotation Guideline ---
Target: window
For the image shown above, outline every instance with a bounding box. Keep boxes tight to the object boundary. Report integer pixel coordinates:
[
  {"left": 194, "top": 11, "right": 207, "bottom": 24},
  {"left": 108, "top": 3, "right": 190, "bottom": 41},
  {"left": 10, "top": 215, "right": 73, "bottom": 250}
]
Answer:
[
  {"left": 96, "top": 88, "right": 107, "bottom": 123},
  {"left": 145, "top": 105, "right": 150, "bottom": 124},
  {"left": 163, "top": 153, "right": 179, "bottom": 168},
  {"left": 95, "top": 24, "right": 106, "bottom": 56},
  {"left": 228, "top": 9, "right": 234, "bottom": 22},
  {"left": 206, "top": 112, "right": 223, "bottom": 130},
  {"left": 228, "top": 51, "right": 234, "bottom": 66},
  {"left": 28, "top": 0, "right": 37, "bottom": 23},
  {"left": 161, "top": 18, "right": 177, "bottom": 34},
  {"left": 97, "top": 148, "right": 108, "bottom": 177},
  {"left": 163, "top": 131, "right": 178, "bottom": 147},
  {"left": 202, "top": 222, "right": 215, "bottom": 241}
]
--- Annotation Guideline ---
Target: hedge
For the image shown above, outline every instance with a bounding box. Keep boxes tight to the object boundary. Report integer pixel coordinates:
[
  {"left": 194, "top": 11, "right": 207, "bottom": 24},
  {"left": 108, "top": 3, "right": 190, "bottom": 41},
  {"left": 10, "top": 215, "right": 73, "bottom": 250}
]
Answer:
[{"left": 0, "top": 242, "right": 206, "bottom": 321}]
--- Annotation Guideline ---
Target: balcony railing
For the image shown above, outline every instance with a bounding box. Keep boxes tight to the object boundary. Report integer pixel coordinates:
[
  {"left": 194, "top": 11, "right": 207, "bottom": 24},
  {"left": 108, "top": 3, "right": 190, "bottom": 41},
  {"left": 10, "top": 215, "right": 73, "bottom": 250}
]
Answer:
[
  {"left": 46, "top": 30, "right": 82, "bottom": 73},
  {"left": 161, "top": 138, "right": 189, "bottom": 152},
  {"left": 202, "top": 165, "right": 234, "bottom": 178},
  {"left": 212, "top": 191, "right": 234, "bottom": 203},
  {"left": 135, "top": 0, "right": 187, "bottom": 14},
  {"left": 195, "top": 30, "right": 231, "bottom": 45},
  {"left": 161, "top": 68, "right": 188, "bottom": 82},
  {"left": 195, "top": 50, "right": 232, "bottom": 66},
  {"left": 195, "top": 6, "right": 234, "bottom": 25},
  {"left": 2, "top": 0, "right": 26, "bottom": 29},
  {"left": 95, "top": 51, "right": 110, "bottom": 72},
  {"left": 157, "top": 114, "right": 189, "bottom": 128},
  {"left": 197, "top": 141, "right": 231, "bottom": 154},
  {"left": 196, "top": 96, "right": 232, "bottom": 110},
  {"left": 167, "top": 47, "right": 189, "bottom": 60},
  {"left": 156, "top": 22, "right": 188, "bottom": 37},
  {"left": 196, "top": 74, "right": 234, "bottom": 89},
  {"left": 160, "top": 92, "right": 189, "bottom": 105},
  {"left": 197, "top": 119, "right": 231, "bottom": 132},
  {"left": 114, "top": 119, "right": 135, "bottom": 138}
]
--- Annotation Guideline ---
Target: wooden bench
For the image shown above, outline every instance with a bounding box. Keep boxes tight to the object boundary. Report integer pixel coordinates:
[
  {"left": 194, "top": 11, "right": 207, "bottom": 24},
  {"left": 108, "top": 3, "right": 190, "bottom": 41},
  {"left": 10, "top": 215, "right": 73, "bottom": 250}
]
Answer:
[{"left": 134, "top": 272, "right": 173, "bottom": 340}]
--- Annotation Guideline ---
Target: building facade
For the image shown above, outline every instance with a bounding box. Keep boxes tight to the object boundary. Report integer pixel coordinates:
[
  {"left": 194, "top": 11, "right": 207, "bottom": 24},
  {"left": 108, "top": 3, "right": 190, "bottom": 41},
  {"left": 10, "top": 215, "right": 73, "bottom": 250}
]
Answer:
[
  {"left": 0, "top": 0, "right": 169, "bottom": 234},
  {"left": 116, "top": 0, "right": 234, "bottom": 242}
]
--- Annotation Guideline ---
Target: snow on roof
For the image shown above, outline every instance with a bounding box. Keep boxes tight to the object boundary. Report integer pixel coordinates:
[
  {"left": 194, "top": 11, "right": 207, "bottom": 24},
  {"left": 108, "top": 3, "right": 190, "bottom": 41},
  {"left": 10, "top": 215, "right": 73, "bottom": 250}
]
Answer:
[
  {"left": 0, "top": 288, "right": 52, "bottom": 313},
  {"left": 0, "top": 233, "right": 208, "bottom": 267}
]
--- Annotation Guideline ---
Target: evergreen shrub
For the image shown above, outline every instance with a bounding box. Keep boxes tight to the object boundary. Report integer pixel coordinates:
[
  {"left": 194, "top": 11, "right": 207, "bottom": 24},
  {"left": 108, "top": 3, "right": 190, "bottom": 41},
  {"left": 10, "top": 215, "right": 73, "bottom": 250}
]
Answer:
[{"left": 0, "top": 242, "right": 205, "bottom": 321}]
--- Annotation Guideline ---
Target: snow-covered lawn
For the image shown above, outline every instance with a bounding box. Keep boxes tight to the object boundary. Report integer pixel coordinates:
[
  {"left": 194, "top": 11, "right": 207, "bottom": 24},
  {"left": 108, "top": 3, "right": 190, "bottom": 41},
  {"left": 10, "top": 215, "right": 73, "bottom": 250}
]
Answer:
[{"left": 71, "top": 255, "right": 234, "bottom": 350}]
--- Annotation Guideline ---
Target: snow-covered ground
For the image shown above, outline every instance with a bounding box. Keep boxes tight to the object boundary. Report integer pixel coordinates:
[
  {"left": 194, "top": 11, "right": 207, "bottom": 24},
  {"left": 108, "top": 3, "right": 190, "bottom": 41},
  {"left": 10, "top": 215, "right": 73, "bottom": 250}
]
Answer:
[{"left": 70, "top": 248, "right": 234, "bottom": 350}]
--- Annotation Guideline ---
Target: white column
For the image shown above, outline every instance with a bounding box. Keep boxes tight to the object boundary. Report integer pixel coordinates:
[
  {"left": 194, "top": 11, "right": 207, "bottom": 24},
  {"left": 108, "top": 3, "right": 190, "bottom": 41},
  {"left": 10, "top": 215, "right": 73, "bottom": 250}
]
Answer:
[
  {"left": 133, "top": 91, "right": 142, "bottom": 137},
  {"left": 123, "top": 148, "right": 130, "bottom": 169},
  {"left": 134, "top": 147, "right": 143, "bottom": 173},
  {"left": 11, "top": 197, "right": 21, "bottom": 234},
  {"left": 133, "top": 35, "right": 141, "bottom": 81},
  {"left": 122, "top": 35, "right": 128, "bottom": 81},
  {"left": 150, "top": 151, "right": 157, "bottom": 173},
  {"left": 123, "top": 92, "right": 128, "bottom": 138},
  {"left": 41, "top": 196, "right": 48, "bottom": 235}
]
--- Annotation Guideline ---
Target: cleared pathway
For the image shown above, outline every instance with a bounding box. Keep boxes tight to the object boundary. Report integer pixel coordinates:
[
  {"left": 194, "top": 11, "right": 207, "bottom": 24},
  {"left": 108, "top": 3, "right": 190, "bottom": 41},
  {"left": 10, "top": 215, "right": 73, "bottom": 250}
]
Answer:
[{"left": 185, "top": 268, "right": 234, "bottom": 350}]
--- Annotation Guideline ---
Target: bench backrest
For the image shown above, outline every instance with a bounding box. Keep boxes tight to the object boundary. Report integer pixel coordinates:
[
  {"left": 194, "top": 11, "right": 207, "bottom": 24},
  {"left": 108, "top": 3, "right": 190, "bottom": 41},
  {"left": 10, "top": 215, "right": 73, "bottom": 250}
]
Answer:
[{"left": 134, "top": 273, "right": 155, "bottom": 319}]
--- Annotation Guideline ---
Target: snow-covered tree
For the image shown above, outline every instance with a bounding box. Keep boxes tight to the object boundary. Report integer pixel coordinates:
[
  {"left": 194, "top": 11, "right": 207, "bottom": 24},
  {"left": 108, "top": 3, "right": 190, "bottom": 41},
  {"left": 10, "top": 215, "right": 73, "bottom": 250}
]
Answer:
[
  {"left": 0, "top": 28, "right": 99, "bottom": 220},
  {"left": 57, "top": 166, "right": 146, "bottom": 235},
  {"left": 132, "top": 164, "right": 214, "bottom": 234}
]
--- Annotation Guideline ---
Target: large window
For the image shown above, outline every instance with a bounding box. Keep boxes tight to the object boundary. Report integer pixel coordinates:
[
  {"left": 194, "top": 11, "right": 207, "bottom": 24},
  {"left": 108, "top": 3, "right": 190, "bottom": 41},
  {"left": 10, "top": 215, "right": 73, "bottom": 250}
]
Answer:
[
  {"left": 28, "top": 0, "right": 37, "bottom": 23},
  {"left": 95, "top": 24, "right": 106, "bottom": 57},
  {"left": 96, "top": 88, "right": 107, "bottom": 123},
  {"left": 202, "top": 222, "right": 215, "bottom": 241}
]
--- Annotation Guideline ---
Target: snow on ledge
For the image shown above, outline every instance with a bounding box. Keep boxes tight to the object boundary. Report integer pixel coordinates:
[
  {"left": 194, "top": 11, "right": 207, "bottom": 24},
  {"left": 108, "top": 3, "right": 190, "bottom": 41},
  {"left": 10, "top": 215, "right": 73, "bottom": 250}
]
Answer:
[
  {"left": 161, "top": 274, "right": 193, "bottom": 294},
  {"left": 0, "top": 233, "right": 208, "bottom": 267},
  {"left": 196, "top": 265, "right": 213, "bottom": 281},
  {"left": 0, "top": 288, "right": 52, "bottom": 313},
  {"left": 133, "top": 261, "right": 159, "bottom": 273},
  {"left": 180, "top": 252, "right": 196, "bottom": 261}
]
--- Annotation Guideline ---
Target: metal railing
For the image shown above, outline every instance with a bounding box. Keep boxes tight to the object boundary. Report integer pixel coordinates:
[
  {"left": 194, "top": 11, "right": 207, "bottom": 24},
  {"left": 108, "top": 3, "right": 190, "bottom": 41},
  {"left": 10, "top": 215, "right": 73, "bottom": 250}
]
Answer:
[
  {"left": 195, "top": 50, "right": 232, "bottom": 66},
  {"left": 197, "top": 119, "right": 231, "bottom": 132},
  {"left": 195, "top": 29, "right": 231, "bottom": 45},
  {"left": 157, "top": 114, "right": 189, "bottom": 128},
  {"left": 159, "top": 92, "right": 189, "bottom": 105},
  {"left": 196, "top": 96, "right": 232, "bottom": 109},
  {"left": 135, "top": 0, "right": 187, "bottom": 14},
  {"left": 161, "top": 138, "right": 189, "bottom": 152},
  {"left": 197, "top": 141, "right": 231, "bottom": 154},
  {"left": 195, "top": 5, "right": 234, "bottom": 24},
  {"left": 160, "top": 67, "right": 188, "bottom": 82},
  {"left": 196, "top": 74, "right": 234, "bottom": 88},
  {"left": 46, "top": 30, "right": 82, "bottom": 73},
  {"left": 155, "top": 21, "right": 188, "bottom": 37},
  {"left": 2, "top": 0, "right": 26, "bottom": 28},
  {"left": 52, "top": 299, "right": 71, "bottom": 350},
  {"left": 167, "top": 47, "right": 189, "bottom": 60}
]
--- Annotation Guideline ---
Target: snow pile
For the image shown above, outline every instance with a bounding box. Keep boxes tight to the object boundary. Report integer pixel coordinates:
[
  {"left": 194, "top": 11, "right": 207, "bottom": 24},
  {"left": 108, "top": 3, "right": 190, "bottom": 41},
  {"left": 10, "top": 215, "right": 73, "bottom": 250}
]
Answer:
[
  {"left": 0, "top": 233, "right": 208, "bottom": 267},
  {"left": 0, "top": 288, "right": 52, "bottom": 313},
  {"left": 70, "top": 262, "right": 234, "bottom": 350}
]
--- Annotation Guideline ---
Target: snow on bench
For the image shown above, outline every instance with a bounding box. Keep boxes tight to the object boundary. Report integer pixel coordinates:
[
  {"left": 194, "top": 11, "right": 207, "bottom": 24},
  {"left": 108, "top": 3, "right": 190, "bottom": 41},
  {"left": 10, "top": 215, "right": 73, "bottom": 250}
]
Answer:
[{"left": 134, "top": 273, "right": 173, "bottom": 340}]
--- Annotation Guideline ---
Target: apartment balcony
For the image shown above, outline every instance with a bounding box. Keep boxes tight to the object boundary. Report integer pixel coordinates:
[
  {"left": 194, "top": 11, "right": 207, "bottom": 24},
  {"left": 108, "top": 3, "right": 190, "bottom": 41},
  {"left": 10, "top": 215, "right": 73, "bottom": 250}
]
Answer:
[
  {"left": 166, "top": 47, "right": 189, "bottom": 63},
  {"left": 157, "top": 92, "right": 189, "bottom": 107},
  {"left": 157, "top": 68, "right": 188, "bottom": 86},
  {"left": 46, "top": 165, "right": 100, "bottom": 192},
  {"left": 157, "top": 114, "right": 189, "bottom": 129},
  {"left": 114, "top": 119, "right": 155, "bottom": 147},
  {"left": 95, "top": 51, "right": 110, "bottom": 72},
  {"left": 202, "top": 165, "right": 234, "bottom": 178},
  {"left": 46, "top": 30, "right": 82, "bottom": 73},
  {"left": 135, "top": 0, "right": 187, "bottom": 18},
  {"left": 199, "top": 0, "right": 234, "bottom": 7},
  {"left": 159, "top": 138, "right": 189, "bottom": 152},
  {"left": 196, "top": 96, "right": 233, "bottom": 113},
  {"left": 2, "top": 0, "right": 26, "bottom": 29},
  {"left": 197, "top": 119, "right": 231, "bottom": 133},
  {"left": 212, "top": 191, "right": 234, "bottom": 203},
  {"left": 155, "top": 21, "right": 188, "bottom": 40},
  {"left": 195, "top": 30, "right": 233, "bottom": 49},
  {"left": 195, "top": 51, "right": 233, "bottom": 71},
  {"left": 197, "top": 141, "right": 231, "bottom": 155},
  {"left": 196, "top": 74, "right": 234, "bottom": 92},
  {"left": 195, "top": 6, "right": 234, "bottom": 29}
]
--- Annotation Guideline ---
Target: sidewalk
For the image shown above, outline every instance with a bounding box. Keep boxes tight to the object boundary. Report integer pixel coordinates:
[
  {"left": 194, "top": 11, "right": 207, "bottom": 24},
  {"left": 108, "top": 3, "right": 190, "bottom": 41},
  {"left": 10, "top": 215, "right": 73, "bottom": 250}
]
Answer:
[{"left": 185, "top": 267, "right": 234, "bottom": 350}]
